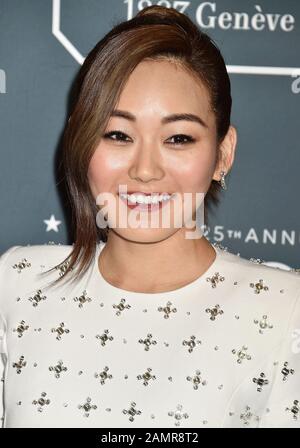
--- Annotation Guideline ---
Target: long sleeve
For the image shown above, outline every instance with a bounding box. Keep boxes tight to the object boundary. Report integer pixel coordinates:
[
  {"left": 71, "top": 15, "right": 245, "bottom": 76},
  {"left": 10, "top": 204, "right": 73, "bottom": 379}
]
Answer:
[
  {"left": 258, "top": 286, "right": 300, "bottom": 427},
  {"left": 0, "top": 246, "right": 21, "bottom": 428}
]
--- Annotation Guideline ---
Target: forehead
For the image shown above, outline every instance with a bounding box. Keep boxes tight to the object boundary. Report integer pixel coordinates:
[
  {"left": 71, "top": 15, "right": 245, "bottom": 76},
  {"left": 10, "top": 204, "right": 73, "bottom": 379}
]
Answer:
[{"left": 115, "top": 59, "right": 213, "bottom": 122}]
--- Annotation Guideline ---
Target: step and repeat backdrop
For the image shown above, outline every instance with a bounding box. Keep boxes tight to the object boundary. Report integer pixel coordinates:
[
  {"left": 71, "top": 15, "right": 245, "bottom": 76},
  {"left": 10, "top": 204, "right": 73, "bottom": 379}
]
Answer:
[{"left": 0, "top": 0, "right": 299, "bottom": 270}]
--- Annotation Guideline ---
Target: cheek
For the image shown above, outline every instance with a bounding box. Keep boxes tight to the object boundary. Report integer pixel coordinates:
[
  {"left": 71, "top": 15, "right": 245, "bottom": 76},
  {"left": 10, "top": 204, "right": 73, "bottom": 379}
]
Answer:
[
  {"left": 170, "top": 150, "right": 216, "bottom": 192},
  {"left": 87, "top": 149, "right": 124, "bottom": 194}
]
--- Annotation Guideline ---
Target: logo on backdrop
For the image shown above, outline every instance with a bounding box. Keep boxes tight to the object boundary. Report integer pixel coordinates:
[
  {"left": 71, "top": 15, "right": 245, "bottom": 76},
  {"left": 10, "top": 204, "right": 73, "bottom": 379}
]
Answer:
[{"left": 52, "top": 0, "right": 300, "bottom": 77}]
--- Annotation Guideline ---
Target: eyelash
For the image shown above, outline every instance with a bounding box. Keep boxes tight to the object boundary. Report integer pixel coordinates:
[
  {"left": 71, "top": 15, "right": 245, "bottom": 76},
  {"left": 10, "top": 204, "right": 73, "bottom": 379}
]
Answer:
[{"left": 102, "top": 130, "right": 196, "bottom": 147}]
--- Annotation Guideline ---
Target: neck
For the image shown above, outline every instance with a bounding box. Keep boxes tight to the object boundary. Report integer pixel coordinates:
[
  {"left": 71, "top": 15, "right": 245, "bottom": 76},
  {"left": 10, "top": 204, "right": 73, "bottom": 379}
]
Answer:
[{"left": 98, "top": 230, "right": 216, "bottom": 293}]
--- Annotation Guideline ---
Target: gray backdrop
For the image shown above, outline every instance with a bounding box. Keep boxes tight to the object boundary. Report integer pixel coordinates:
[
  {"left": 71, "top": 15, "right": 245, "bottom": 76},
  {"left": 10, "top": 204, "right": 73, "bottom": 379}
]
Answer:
[{"left": 0, "top": 0, "right": 299, "bottom": 270}]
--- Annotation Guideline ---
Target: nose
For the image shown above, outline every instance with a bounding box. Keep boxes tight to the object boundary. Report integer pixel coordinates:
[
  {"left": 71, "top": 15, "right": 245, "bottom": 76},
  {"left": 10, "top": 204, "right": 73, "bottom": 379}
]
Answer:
[{"left": 128, "top": 143, "right": 164, "bottom": 183}]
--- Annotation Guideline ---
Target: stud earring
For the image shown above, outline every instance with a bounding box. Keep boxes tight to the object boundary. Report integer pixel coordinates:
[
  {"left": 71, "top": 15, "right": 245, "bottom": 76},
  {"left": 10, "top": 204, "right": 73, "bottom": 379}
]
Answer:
[{"left": 220, "top": 171, "right": 227, "bottom": 190}]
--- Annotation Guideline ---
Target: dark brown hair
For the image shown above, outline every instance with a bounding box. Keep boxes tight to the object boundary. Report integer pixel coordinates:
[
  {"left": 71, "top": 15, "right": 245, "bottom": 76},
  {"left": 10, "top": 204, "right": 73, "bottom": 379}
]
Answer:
[{"left": 39, "top": 5, "right": 232, "bottom": 289}]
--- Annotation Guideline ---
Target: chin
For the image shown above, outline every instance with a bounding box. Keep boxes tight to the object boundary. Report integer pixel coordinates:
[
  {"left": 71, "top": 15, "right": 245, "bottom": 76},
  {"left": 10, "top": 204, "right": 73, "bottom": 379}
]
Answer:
[{"left": 112, "top": 228, "right": 178, "bottom": 244}]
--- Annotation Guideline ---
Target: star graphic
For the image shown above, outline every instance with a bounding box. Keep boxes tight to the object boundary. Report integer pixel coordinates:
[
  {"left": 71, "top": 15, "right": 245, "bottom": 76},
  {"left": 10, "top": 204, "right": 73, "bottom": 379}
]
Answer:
[{"left": 43, "top": 214, "right": 62, "bottom": 232}]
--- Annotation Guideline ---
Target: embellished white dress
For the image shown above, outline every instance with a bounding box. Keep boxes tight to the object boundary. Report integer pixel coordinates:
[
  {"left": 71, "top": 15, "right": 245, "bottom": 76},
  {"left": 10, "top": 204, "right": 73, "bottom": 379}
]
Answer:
[{"left": 0, "top": 242, "right": 300, "bottom": 428}]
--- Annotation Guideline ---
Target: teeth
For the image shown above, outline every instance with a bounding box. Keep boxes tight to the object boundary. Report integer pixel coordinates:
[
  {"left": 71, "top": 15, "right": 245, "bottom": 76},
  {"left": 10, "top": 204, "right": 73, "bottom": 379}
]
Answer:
[{"left": 119, "top": 193, "right": 171, "bottom": 205}]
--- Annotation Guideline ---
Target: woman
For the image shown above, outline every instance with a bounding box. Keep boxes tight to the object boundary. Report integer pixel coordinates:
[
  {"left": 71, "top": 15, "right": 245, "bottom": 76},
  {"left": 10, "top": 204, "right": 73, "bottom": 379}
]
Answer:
[{"left": 0, "top": 5, "right": 299, "bottom": 428}]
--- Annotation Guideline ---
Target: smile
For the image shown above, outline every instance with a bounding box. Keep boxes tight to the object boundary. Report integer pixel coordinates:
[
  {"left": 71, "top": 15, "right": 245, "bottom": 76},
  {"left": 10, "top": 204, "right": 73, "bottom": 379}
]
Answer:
[{"left": 118, "top": 192, "right": 175, "bottom": 212}]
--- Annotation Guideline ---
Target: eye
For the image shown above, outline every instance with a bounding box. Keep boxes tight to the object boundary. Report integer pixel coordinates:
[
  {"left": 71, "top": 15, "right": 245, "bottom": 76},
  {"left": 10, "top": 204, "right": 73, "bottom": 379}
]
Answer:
[
  {"left": 167, "top": 134, "right": 196, "bottom": 146},
  {"left": 102, "top": 130, "right": 131, "bottom": 143}
]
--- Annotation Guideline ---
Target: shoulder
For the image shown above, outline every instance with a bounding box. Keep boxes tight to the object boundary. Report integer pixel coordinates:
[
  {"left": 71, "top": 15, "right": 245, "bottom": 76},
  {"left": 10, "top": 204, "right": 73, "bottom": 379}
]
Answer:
[
  {"left": 215, "top": 247, "right": 300, "bottom": 318},
  {"left": 217, "top": 246, "right": 300, "bottom": 290},
  {"left": 0, "top": 243, "right": 74, "bottom": 296},
  {"left": 0, "top": 243, "right": 73, "bottom": 270}
]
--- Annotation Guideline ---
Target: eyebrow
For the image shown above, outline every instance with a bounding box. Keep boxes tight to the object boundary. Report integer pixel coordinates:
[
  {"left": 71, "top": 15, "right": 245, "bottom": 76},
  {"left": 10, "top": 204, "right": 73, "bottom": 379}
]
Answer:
[{"left": 110, "top": 109, "right": 208, "bottom": 128}]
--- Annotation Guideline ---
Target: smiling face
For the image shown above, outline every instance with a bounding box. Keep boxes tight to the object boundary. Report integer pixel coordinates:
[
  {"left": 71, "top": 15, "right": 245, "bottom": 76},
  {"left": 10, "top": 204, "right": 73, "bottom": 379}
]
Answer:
[{"left": 87, "top": 58, "right": 225, "bottom": 243}]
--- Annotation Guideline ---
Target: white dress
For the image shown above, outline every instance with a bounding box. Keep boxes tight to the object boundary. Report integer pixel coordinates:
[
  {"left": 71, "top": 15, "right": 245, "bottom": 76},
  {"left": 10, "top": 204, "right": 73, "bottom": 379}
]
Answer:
[{"left": 0, "top": 241, "right": 300, "bottom": 428}]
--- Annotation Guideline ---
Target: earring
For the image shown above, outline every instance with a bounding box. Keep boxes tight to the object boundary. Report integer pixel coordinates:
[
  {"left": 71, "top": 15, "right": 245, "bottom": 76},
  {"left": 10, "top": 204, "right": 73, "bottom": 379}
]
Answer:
[{"left": 220, "top": 171, "right": 227, "bottom": 190}]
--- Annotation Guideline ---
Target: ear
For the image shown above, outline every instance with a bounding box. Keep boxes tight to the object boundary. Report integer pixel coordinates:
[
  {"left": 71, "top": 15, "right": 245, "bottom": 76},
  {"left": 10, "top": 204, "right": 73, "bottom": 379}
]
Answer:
[{"left": 212, "top": 125, "right": 237, "bottom": 181}]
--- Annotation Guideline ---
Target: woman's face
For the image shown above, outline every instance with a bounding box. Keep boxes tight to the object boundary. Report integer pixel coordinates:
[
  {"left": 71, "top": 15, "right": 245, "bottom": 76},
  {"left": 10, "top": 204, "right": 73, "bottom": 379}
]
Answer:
[{"left": 88, "top": 59, "right": 221, "bottom": 243}]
